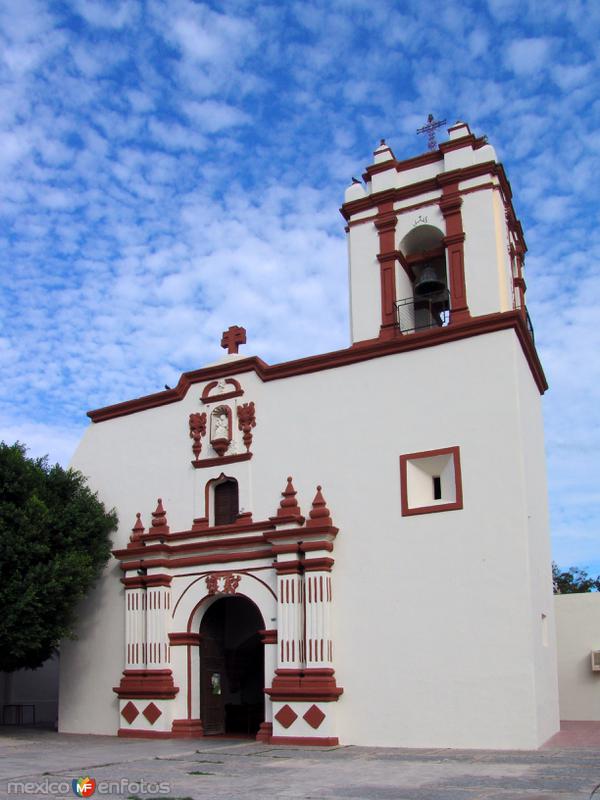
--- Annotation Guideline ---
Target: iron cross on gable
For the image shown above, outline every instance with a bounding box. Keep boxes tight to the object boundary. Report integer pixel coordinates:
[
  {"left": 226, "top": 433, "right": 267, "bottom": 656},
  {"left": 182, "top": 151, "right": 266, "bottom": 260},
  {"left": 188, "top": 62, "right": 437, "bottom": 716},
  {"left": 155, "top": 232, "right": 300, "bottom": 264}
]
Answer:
[
  {"left": 221, "top": 325, "right": 247, "bottom": 354},
  {"left": 417, "top": 114, "right": 447, "bottom": 151}
]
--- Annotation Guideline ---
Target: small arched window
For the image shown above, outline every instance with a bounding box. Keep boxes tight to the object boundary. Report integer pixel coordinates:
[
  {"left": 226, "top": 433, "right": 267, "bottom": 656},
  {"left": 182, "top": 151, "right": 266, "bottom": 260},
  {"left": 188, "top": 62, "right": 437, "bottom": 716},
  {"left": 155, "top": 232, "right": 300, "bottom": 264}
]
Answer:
[{"left": 213, "top": 478, "right": 239, "bottom": 526}]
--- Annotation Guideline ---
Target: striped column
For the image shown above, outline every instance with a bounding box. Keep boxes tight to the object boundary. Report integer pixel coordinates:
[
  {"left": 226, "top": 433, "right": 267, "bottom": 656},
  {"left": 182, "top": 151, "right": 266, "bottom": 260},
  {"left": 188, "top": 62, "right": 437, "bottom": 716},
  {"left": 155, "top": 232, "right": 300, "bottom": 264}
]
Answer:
[
  {"left": 125, "top": 587, "right": 147, "bottom": 669},
  {"left": 304, "top": 561, "right": 334, "bottom": 668},
  {"left": 276, "top": 567, "right": 304, "bottom": 669},
  {"left": 146, "top": 583, "right": 171, "bottom": 668}
]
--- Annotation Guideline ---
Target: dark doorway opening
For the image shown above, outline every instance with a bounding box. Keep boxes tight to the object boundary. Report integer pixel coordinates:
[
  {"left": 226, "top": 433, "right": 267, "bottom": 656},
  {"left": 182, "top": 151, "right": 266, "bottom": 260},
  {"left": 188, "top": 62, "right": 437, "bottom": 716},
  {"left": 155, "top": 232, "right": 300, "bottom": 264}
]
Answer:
[{"left": 199, "top": 596, "right": 264, "bottom": 736}]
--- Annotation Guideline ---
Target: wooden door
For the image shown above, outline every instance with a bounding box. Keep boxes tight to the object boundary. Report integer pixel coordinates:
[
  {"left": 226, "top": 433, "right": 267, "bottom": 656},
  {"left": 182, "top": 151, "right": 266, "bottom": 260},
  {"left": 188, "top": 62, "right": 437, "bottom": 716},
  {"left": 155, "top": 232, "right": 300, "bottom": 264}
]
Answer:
[
  {"left": 200, "top": 619, "right": 226, "bottom": 734},
  {"left": 214, "top": 480, "right": 239, "bottom": 526}
]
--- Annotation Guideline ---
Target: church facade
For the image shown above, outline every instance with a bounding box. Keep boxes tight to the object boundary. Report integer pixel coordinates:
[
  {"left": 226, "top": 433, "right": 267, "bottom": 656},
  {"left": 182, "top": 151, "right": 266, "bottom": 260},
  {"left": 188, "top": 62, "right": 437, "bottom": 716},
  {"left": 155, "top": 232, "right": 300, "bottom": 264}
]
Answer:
[{"left": 59, "top": 122, "right": 559, "bottom": 749}]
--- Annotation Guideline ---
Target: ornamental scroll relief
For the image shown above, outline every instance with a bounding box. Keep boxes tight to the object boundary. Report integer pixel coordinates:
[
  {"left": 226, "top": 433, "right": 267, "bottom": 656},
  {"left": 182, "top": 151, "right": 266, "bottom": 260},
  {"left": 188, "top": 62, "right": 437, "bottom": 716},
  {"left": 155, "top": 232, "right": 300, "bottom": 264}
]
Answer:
[{"left": 205, "top": 573, "right": 241, "bottom": 596}]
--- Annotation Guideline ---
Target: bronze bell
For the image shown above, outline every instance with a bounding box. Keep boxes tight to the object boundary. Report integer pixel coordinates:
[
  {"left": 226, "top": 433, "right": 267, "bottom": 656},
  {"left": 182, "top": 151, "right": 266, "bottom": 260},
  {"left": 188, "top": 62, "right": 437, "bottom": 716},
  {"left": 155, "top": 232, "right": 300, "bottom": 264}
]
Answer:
[{"left": 414, "top": 265, "right": 445, "bottom": 296}]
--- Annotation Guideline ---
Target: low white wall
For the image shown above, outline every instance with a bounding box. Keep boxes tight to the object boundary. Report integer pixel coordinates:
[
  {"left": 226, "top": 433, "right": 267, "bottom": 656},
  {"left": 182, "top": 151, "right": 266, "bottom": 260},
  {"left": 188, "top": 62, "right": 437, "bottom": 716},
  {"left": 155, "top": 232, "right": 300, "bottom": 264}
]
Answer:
[{"left": 555, "top": 593, "right": 600, "bottom": 720}]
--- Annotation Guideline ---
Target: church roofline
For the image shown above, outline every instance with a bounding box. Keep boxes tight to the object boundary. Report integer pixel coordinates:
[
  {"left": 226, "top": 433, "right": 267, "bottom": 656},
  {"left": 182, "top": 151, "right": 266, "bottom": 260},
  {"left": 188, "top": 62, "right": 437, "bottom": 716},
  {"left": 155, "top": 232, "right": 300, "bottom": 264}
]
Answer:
[
  {"left": 87, "top": 310, "right": 547, "bottom": 423},
  {"left": 360, "top": 131, "right": 489, "bottom": 184}
]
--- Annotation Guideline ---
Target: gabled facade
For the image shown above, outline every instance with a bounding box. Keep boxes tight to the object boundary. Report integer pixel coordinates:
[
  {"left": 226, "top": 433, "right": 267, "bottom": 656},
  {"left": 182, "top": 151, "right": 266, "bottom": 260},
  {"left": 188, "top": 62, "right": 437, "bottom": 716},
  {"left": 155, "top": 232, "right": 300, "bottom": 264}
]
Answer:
[{"left": 59, "top": 123, "right": 559, "bottom": 749}]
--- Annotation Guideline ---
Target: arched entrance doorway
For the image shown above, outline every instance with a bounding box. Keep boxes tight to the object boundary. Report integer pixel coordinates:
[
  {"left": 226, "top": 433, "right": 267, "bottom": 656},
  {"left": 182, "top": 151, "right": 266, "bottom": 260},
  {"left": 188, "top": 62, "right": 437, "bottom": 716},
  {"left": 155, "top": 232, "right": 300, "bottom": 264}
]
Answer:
[{"left": 200, "top": 596, "right": 265, "bottom": 736}]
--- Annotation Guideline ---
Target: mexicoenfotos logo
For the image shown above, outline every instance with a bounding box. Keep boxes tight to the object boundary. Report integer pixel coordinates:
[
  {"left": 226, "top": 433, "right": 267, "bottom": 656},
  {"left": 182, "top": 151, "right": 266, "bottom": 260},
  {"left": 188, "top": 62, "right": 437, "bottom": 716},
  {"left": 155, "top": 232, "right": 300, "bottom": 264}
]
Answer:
[{"left": 72, "top": 777, "right": 96, "bottom": 797}]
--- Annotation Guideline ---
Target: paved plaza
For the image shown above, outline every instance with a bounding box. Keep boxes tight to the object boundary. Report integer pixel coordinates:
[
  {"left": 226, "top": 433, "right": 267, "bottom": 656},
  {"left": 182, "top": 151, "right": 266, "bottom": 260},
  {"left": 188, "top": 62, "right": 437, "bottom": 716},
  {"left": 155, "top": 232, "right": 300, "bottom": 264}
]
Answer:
[{"left": 0, "top": 726, "right": 599, "bottom": 800}]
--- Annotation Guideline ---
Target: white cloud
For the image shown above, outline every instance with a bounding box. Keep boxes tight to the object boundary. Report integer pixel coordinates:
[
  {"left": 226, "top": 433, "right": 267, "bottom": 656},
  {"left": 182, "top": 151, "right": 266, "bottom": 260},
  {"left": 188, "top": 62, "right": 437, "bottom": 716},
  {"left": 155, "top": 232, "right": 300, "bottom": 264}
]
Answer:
[{"left": 505, "top": 37, "right": 552, "bottom": 75}]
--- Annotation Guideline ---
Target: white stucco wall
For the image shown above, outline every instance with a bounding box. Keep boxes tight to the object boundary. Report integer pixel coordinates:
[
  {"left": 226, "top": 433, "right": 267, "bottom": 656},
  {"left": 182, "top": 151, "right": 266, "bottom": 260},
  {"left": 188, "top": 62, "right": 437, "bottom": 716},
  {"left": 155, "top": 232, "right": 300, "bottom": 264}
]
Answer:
[
  {"left": 60, "top": 327, "right": 557, "bottom": 749},
  {"left": 555, "top": 593, "right": 600, "bottom": 720}
]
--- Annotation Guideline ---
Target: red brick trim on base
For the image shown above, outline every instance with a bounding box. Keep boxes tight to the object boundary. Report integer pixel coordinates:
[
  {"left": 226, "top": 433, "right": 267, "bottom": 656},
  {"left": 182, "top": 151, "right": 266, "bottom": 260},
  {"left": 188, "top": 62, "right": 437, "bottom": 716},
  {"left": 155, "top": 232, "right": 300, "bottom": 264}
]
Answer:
[
  {"left": 171, "top": 718, "right": 204, "bottom": 737},
  {"left": 117, "top": 729, "right": 173, "bottom": 739},
  {"left": 256, "top": 721, "right": 273, "bottom": 742},
  {"left": 113, "top": 669, "right": 179, "bottom": 699},
  {"left": 266, "top": 669, "right": 343, "bottom": 702},
  {"left": 270, "top": 736, "right": 339, "bottom": 746}
]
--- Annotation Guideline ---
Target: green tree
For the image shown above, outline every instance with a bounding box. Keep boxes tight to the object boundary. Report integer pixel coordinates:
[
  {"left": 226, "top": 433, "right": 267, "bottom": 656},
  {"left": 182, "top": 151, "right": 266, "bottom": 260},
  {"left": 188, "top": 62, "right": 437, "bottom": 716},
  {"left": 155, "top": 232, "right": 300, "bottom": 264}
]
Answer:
[
  {"left": 552, "top": 562, "right": 600, "bottom": 594},
  {"left": 0, "top": 442, "right": 117, "bottom": 671}
]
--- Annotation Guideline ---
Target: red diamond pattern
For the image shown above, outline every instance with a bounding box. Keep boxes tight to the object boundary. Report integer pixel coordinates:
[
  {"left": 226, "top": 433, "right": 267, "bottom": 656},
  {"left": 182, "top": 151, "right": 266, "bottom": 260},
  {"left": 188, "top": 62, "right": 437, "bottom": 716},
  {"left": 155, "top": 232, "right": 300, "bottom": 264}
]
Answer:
[
  {"left": 303, "top": 704, "right": 325, "bottom": 730},
  {"left": 142, "top": 702, "right": 162, "bottom": 725},
  {"left": 274, "top": 704, "right": 298, "bottom": 729},
  {"left": 121, "top": 701, "right": 139, "bottom": 725}
]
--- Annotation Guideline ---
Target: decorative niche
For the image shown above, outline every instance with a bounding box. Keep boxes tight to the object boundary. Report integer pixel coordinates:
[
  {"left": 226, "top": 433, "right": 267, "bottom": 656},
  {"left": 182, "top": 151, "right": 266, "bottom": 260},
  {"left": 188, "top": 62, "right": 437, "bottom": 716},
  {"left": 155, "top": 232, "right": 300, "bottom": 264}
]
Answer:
[{"left": 399, "top": 446, "right": 463, "bottom": 516}]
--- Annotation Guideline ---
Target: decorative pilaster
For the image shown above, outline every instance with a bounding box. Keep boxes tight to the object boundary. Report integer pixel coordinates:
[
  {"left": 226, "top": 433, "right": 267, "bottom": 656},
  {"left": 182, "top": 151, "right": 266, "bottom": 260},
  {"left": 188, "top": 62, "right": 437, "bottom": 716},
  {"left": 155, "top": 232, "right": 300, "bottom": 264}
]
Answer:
[
  {"left": 374, "top": 202, "right": 399, "bottom": 339},
  {"left": 125, "top": 584, "right": 146, "bottom": 669},
  {"left": 257, "top": 629, "right": 277, "bottom": 742},
  {"left": 146, "top": 581, "right": 171, "bottom": 668},
  {"left": 266, "top": 482, "right": 343, "bottom": 746},
  {"left": 169, "top": 632, "right": 203, "bottom": 738},
  {"left": 114, "top": 572, "right": 178, "bottom": 738},
  {"left": 440, "top": 183, "right": 470, "bottom": 322}
]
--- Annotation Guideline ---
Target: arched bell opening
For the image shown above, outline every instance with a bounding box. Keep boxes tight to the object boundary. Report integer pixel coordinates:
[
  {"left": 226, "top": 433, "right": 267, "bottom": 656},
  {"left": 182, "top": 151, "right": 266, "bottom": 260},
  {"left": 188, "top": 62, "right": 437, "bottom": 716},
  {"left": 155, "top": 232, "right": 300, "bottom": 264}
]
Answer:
[
  {"left": 199, "top": 595, "right": 265, "bottom": 737},
  {"left": 398, "top": 225, "right": 450, "bottom": 332}
]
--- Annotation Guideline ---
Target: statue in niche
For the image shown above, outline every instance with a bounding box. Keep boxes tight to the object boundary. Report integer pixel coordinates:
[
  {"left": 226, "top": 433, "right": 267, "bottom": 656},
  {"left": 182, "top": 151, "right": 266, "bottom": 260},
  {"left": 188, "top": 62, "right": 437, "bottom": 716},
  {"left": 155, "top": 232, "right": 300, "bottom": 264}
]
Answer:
[
  {"left": 211, "top": 406, "right": 231, "bottom": 456},
  {"left": 213, "top": 411, "right": 229, "bottom": 440}
]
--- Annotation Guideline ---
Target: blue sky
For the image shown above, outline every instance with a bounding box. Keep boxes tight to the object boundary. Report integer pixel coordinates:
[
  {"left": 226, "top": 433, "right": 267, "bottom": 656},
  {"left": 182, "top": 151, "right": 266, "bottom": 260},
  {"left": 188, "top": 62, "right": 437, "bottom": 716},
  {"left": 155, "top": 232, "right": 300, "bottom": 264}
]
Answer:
[{"left": 0, "top": 0, "right": 598, "bottom": 573}]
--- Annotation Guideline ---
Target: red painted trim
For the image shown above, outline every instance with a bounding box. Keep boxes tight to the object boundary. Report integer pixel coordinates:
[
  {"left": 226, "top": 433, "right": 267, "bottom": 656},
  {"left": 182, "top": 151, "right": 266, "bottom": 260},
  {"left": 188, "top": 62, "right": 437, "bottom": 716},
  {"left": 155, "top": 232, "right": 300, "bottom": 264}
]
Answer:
[
  {"left": 192, "top": 452, "right": 252, "bottom": 469},
  {"left": 266, "top": 669, "right": 343, "bottom": 702},
  {"left": 256, "top": 721, "right": 273, "bottom": 742},
  {"left": 168, "top": 632, "right": 201, "bottom": 646},
  {"left": 113, "top": 669, "right": 179, "bottom": 699},
  {"left": 121, "top": 574, "right": 172, "bottom": 588},
  {"left": 399, "top": 446, "right": 463, "bottom": 516},
  {"left": 117, "top": 548, "right": 275, "bottom": 572},
  {"left": 118, "top": 729, "right": 173, "bottom": 739},
  {"left": 303, "top": 557, "right": 334, "bottom": 572},
  {"left": 171, "top": 718, "right": 204, "bottom": 738},
  {"left": 273, "top": 559, "right": 303, "bottom": 575},
  {"left": 374, "top": 203, "right": 398, "bottom": 338},
  {"left": 116, "top": 534, "right": 268, "bottom": 561},
  {"left": 259, "top": 629, "right": 278, "bottom": 645},
  {"left": 89, "top": 310, "right": 546, "bottom": 423},
  {"left": 440, "top": 182, "right": 470, "bottom": 322},
  {"left": 201, "top": 378, "right": 243, "bottom": 403},
  {"left": 143, "top": 519, "right": 271, "bottom": 543},
  {"left": 270, "top": 736, "right": 339, "bottom": 746},
  {"left": 343, "top": 159, "right": 505, "bottom": 221},
  {"left": 362, "top": 149, "right": 442, "bottom": 183}
]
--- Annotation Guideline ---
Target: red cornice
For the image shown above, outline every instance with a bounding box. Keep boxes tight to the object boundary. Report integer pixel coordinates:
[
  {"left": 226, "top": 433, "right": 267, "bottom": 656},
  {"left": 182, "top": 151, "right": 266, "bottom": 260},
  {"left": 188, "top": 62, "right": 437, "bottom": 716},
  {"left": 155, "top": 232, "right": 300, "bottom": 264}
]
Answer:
[
  {"left": 143, "top": 519, "right": 275, "bottom": 543},
  {"left": 343, "top": 160, "right": 500, "bottom": 220},
  {"left": 89, "top": 311, "right": 547, "bottom": 424},
  {"left": 362, "top": 149, "right": 442, "bottom": 183}
]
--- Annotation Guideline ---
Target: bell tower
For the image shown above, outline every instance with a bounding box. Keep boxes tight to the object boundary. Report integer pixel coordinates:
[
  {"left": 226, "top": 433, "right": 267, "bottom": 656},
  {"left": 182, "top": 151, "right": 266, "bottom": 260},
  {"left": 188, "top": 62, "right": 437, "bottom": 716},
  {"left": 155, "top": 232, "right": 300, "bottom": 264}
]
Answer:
[{"left": 341, "top": 122, "right": 528, "bottom": 344}]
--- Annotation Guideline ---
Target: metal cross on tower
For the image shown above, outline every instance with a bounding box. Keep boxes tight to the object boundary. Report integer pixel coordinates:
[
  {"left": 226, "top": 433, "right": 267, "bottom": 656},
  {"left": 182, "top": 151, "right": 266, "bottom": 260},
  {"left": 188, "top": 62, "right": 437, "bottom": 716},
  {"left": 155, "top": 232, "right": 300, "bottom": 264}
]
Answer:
[
  {"left": 221, "top": 325, "right": 247, "bottom": 354},
  {"left": 417, "top": 114, "right": 447, "bottom": 151}
]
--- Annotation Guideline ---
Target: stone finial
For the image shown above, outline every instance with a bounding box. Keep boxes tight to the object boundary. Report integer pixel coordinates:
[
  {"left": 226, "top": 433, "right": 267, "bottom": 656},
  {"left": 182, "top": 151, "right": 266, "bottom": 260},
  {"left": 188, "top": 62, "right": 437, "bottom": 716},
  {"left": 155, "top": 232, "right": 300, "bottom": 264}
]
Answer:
[
  {"left": 130, "top": 512, "right": 144, "bottom": 543},
  {"left": 149, "top": 498, "right": 170, "bottom": 534},
  {"left": 307, "top": 485, "right": 333, "bottom": 528},
  {"left": 276, "top": 476, "right": 302, "bottom": 519}
]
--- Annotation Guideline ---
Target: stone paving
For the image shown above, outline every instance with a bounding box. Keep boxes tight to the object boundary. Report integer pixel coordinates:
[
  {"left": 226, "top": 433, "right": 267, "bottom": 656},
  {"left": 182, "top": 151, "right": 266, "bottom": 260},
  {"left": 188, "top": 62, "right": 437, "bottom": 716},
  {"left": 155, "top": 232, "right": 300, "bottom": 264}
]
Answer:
[{"left": 0, "top": 728, "right": 599, "bottom": 800}]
